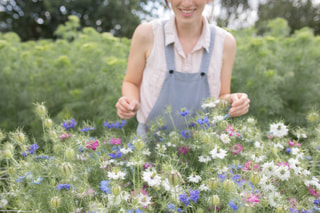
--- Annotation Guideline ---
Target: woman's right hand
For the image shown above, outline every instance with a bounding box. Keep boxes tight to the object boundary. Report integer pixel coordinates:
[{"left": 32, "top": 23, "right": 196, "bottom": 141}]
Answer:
[{"left": 116, "top": 96, "right": 140, "bottom": 119}]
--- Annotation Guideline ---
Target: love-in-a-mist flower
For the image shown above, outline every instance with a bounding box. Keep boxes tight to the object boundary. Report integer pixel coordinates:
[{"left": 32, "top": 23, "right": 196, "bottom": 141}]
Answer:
[
  {"left": 225, "top": 125, "right": 240, "bottom": 137},
  {"left": 187, "top": 174, "right": 202, "bottom": 183},
  {"left": 59, "top": 133, "right": 71, "bottom": 141},
  {"left": 56, "top": 184, "right": 72, "bottom": 190},
  {"left": 246, "top": 194, "right": 260, "bottom": 206},
  {"left": 179, "top": 188, "right": 200, "bottom": 206},
  {"left": 100, "top": 180, "right": 111, "bottom": 194},
  {"left": 62, "top": 118, "right": 77, "bottom": 130},
  {"left": 288, "top": 140, "right": 301, "bottom": 147},
  {"left": 242, "top": 160, "right": 259, "bottom": 171},
  {"left": 181, "top": 130, "right": 192, "bottom": 139},
  {"left": 274, "top": 164, "right": 291, "bottom": 181},
  {"left": 178, "top": 145, "right": 190, "bottom": 155},
  {"left": 209, "top": 145, "right": 227, "bottom": 159},
  {"left": 142, "top": 168, "right": 162, "bottom": 187},
  {"left": 230, "top": 144, "right": 243, "bottom": 155},
  {"left": 22, "top": 143, "right": 39, "bottom": 156},
  {"left": 110, "top": 138, "right": 121, "bottom": 145},
  {"left": 166, "top": 203, "right": 183, "bottom": 213},
  {"left": 86, "top": 140, "right": 99, "bottom": 150},
  {"left": 80, "top": 127, "right": 95, "bottom": 132},
  {"left": 179, "top": 108, "right": 190, "bottom": 117},
  {"left": 269, "top": 122, "right": 288, "bottom": 138},
  {"left": 104, "top": 120, "right": 127, "bottom": 129}
]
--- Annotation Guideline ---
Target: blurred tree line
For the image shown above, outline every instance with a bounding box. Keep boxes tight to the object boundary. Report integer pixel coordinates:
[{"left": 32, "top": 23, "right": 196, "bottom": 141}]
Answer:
[{"left": 1, "top": 0, "right": 320, "bottom": 41}]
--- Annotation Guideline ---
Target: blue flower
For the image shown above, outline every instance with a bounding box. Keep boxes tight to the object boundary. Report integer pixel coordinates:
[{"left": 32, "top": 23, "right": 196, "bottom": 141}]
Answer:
[
  {"left": 167, "top": 203, "right": 184, "bottom": 212},
  {"left": 80, "top": 127, "right": 95, "bottom": 132},
  {"left": 100, "top": 180, "right": 111, "bottom": 194},
  {"left": 56, "top": 184, "right": 72, "bottom": 190},
  {"left": 179, "top": 188, "right": 200, "bottom": 206},
  {"left": 109, "top": 149, "right": 123, "bottom": 159},
  {"left": 181, "top": 130, "right": 192, "bottom": 139},
  {"left": 229, "top": 164, "right": 243, "bottom": 170},
  {"left": 32, "top": 176, "right": 43, "bottom": 185},
  {"left": 286, "top": 147, "right": 291, "bottom": 154},
  {"left": 22, "top": 143, "right": 39, "bottom": 156},
  {"left": 126, "top": 209, "right": 143, "bottom": 213},
  {"left": 228, "top": 199, "right": 241, "bottom": 210},
  {"left": 179, "top": 108, "right": 190, "bottom": 117},
  {"left": 62, "top": 118, "right": 77, "bottom": 130},
  {"left": 104, "top": 120, "right": 127, "bottom": 129},
  {"left": 314, "top": 199, "right": 320, "bottom": 206}
]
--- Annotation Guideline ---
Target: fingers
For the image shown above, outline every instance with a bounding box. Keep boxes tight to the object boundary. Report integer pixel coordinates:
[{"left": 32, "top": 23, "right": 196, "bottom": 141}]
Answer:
[
  {"left": 116, "top": 97, "right": 140, "bottom": 119},
  {"left": 229, "top": 93, "right": 250, "bottom": 117}
]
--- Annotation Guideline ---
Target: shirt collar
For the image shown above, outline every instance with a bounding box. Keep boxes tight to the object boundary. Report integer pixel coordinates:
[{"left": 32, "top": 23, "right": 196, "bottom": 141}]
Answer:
[{"left": 164, "top": 15, "right": 211, "bottom": 53}]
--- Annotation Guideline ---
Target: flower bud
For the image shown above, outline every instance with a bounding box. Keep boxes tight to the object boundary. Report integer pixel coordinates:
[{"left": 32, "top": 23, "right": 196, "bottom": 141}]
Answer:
[
  {"left": 112, "top": 184, "right": 121, "bottom": 196},
  {"left": 44, "top": 119, "right": 53, "bottom": 128},
  {"left": 49, "top": 130, "right": 59, "bottom": 141},
  {"left": 222, "top": 179, "right": 236, "bottom": 192},
  {"left": 65, "top": 148, "right": 75, "bottom": 160},
  {"left": 36, "top": 104, "right": 47, "bottom": 118},
  {"left": 208, "top": 195, "right": 220, "bottom": 206},
  {"left": 249, "top": 173, "right": 261, "bottom": 185},
  {"left": 168, "top": 170, "right": 185, "bottom": 186},
  {"left": 207, "top": 178, "right": 218, "bottom": 190},
  {"left": 59, "top": 162, "right": 73, "bottom": 177},
  {"left": 50, "top": 196, "right": 61, "bottom": 208},
  {"left": 307, "top": 111, "right": 319, "bottom": 123},
  {"left": 134, "top": 138, "right": 145, "bottom": 151},
  {"left": 0, "top": 130, "right": 5, "bottom": 141},
  {"left": 4, "top": 149, "right": 13, "bottom": 158},
  {"left": 12, "top": 131, "right": 26, "bottom": 144}
]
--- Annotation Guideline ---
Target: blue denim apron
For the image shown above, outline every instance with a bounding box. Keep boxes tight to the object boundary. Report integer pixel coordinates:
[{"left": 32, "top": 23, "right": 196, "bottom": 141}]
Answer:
[{"left": 137, "top": 22, "right": 216, "bottom": 136}]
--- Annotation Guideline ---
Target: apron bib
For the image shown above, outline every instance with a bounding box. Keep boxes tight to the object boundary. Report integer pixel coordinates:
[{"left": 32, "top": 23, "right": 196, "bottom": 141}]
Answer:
[{"left": 137, "top": 21, "right": 216, "bottom": 135}]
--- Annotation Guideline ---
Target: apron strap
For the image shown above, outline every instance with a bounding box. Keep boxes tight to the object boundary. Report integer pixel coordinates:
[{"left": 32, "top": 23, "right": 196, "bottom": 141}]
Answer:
[{"left": 162, "top": 20, "right": 216, "bottom": 74}]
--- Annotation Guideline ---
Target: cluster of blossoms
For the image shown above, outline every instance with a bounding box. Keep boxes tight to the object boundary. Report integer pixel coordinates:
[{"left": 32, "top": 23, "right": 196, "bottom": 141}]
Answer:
[{"left": 1, "top": 102, "right": 320, "bottom": 212}]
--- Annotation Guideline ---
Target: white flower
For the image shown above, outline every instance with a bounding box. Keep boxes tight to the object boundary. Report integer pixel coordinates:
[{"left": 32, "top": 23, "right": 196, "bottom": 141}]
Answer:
[
  {"left": 198, "top": 155, "right": 211, "bottom": 163},
  {"left": 291, "top": 147, "right": 300, "bottom": 155},
  {"left": 288, "top": 158, "right": 302, "bottom": 175},
  {"left": 201, "top": 100, "right": 220, "bottom": 109},
  {"left": 254, "top": 141, "right": 262, "bottom": 148},
  {"left": 142, "top": 149, "right": 151, "bottom": 156},
  {"left": 187, "top": 174, "right": 202, "bottom": 183},
  {"left": 259, "top": 175, "right": 275, "bottom": 192},
  {"left": 137, "top": 192, "right": 153, "bottom": 208},
  {"left": 268, "top": 191, "right": 283, "bottom": 207},
  {"left": 251, "top": 154, "right": 266, "bottom": 163},
  {"left": 247, "top": 117, "right": 256, "bottom": 124},
  {"left": 199, "top": 184, "right": 209, "bottom": 191},
  {"left": 261, "top": 161, "right": 276, "bottom": 177},
  {"left": 269, "top": 122, "right": 288, "bottom": 137},
  {"left": 274, "top": 165, "right": 290, "bottom": 181},
  {"left": 119, "top": 147, "right": 132, "bottom": 154},
  {"left": 211, "top": 115, "right": 224, "bottom": 124},
  {"left": 219, "top": 133, "right": 231, "bottom": 144},
  {"left": 217, "top": 166, "right": 229, "bottom": 174},
  {"left": 155, "top": 144, "right": 167, "bottom": 152},
  {"left": 142, "top": 169, "right": 162, "bottom": 187},
  {"left": 274, "top": 143, "right": 284, "bottom": 149},
  {"left": 0, "top": 198, "right": 8, "bottom": 208},
  {"left": 304, "top": 177, "right": 320, "bottom": 190},
  {"left": 107, "top": 171, "right": 126, "bottom": 180},
  {"left": 209, "top": 146, "right": 227, "bottom": 159}
]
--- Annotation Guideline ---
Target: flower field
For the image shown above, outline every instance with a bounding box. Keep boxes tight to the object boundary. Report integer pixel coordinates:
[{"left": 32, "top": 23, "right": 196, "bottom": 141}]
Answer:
[{"left": 1, "top": 101, "right": 320, "bottom": 212}]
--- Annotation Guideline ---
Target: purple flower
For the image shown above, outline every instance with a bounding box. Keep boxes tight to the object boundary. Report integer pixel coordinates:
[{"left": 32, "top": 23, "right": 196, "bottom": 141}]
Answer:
[
  {"left": 104, "top": 120, "right": 127, "bottom": 129},
  {"left": 179, "top": 108, "right": 190, "bottom": 117},
  {"left": 62, "top": 118, "right": 77, "bottom": 130},
  {"left": 80, "top": 127, "right": 95, "bottom": 132},
  {"left": 100, "top": 180, "right": 111, "bottom": 194},
  {"left": 22, "top": 143, "right": 39, "bottom": 156},
  {"left": 179, "top": 188, "right": 200, "bottom": 206},
  {"left": 56, "top": 184, "right": 72, "bottom": 190},
  {"left": 181, "top": 130, "right": 192, "bottom": 139}
]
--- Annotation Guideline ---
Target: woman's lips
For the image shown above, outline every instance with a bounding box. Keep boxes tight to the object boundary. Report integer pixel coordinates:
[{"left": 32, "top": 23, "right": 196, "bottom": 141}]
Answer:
[{"left": 180, "top": 9, "right": 196, "bottom": 17}]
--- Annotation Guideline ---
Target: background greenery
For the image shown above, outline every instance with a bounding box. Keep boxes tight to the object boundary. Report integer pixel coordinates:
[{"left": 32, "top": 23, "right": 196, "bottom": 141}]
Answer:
[{"left": 0, "top": 16, "right": 319, "bottom": 139}]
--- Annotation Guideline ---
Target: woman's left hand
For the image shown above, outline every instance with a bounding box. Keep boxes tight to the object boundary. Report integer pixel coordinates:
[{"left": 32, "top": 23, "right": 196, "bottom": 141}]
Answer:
[{"left": 228, "top": 93, "right": 250, "bottom": 117}]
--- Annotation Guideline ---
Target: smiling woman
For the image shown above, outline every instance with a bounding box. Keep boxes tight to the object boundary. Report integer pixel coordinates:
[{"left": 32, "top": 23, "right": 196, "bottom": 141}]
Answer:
[{"left": 116, "top": 0, "right": 250, "bottom": 136}]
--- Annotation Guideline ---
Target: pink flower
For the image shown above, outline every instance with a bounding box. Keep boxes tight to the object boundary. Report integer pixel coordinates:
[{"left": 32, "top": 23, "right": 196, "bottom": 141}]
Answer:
[
  {"left": 178, "top": 146, "right": 190, "bottom": 155},
  {"left": 246, "top": 194, "right": 260, "bottom": 205},
  {"left": 277, "top": 161, "right": 290, "bottom": 169},
  {"left": 110, "top": 138, "right": 121, "bottom": 145},
  {"left": 59, "top": 133, "right": 71, "bottom": 141},
  {"left": 144, "top": 163, "right": 153, "bottom": 170},
  {"left": 230, "top": 144, "right": 243, "bottom": 155},
  {"left": 225, "top": 125, "right": 240, "bottom": 137},
  {"left": 308, "top": 186, "right": 320, "bottom": 198},
  {"left": 288, "top": 140, "right": 301, "bottom": 147},
  {"left": 86, "top": 140, "right": 99, "bottom": 150},
  {"left": 242, "top": 161, "right": 259, "bottom": 171}
]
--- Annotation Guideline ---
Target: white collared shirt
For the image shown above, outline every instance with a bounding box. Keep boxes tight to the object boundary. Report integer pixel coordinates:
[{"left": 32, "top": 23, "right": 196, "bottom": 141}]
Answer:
[{"left": 137, "top": 15, "right": 227, "bottom": 124}]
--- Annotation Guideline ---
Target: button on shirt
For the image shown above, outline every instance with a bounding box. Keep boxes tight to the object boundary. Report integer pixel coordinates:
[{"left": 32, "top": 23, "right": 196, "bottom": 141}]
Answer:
[{"left": 137, "top": 15, "right": 227, "bottom": 124}]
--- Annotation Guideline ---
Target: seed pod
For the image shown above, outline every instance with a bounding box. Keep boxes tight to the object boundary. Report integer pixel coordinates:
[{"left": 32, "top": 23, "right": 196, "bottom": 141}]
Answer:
[
  {"left": 168, "top": 170, "right": 185, "bottom": 186},
  {"left": 65, "top": 148, "right": 75, "bottom": 160},
  {"left": 59, "top": 162, "right": 73, "bottom": 177},
  {"left": 208, "top": 194, "right": 220, "bottom": 206},
  {"left": 50, "top": 196, "right": 61, "bottom": 208}
]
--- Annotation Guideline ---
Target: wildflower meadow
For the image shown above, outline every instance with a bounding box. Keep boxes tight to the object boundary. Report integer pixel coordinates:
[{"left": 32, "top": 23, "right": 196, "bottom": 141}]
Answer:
[{"left": 0, "top": 100, "right": 320, "bottom": 213}]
